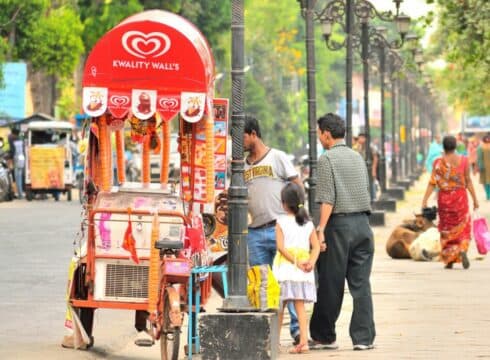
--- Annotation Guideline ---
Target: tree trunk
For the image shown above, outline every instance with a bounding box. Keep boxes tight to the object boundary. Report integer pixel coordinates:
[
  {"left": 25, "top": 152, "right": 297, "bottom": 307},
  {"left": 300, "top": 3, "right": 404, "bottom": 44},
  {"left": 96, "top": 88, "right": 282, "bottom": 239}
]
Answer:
[{"left": 51, "top": 74, "right": 57, "bottom": 116}]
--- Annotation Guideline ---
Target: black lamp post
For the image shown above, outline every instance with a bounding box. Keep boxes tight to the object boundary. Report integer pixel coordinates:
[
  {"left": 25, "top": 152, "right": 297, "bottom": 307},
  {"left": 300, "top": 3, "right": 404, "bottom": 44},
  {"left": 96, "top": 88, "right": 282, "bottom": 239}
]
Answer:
[
  {"left": 319, "top": 0, "right": 409, "bottom": 203},
  {"left": 427, "top": 83, "right": 436, "bottom": 141},
  {"left": 298, "top": 0, "right": 319, "bottom": 223},
  {"left": 401, "top": 77, "right": 410, "bottom": 179},
  {"left": 387, "top": 50, "right": 403, "bottom": 186},
  {"left": 370, "top": 26, "right": 408, "bottom": 196},
  {"left": 419, "top": 85, "right": 426, "bottom": 160},
  {"left": 318, "top": 0, "right": 409, "bottom": 148},
  {"left": 317, "top": 0, "right": 355, "bottom": 147},
  {"left": 222, "top": 0, "right": 253, "bottom": 311},
  {"left": 406, "top": 79, "right": 414, "bottom": 177},
  {"left": 359, "top": 22, "right": 409, "bottom": 202}
]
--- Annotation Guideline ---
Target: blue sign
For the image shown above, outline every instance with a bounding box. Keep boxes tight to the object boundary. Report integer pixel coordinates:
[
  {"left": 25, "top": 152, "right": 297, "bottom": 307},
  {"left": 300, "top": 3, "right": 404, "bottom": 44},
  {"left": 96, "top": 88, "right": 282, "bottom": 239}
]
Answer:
[
  {"left": 0, "top": 62, "right": 27, "bottom": 120},
  {"left": 463, "top": 115, "right": 490, "bottom": 132}
]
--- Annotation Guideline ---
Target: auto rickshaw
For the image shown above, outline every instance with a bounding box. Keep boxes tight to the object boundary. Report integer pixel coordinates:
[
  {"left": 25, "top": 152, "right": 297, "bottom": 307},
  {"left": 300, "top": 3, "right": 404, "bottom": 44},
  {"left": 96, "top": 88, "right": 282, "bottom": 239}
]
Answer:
[
  {"left": 23, "top": 120, "right": 75, "bottom": 201},
  {"left": 63, "top": 10, "right": 229, "bottom": 360}
]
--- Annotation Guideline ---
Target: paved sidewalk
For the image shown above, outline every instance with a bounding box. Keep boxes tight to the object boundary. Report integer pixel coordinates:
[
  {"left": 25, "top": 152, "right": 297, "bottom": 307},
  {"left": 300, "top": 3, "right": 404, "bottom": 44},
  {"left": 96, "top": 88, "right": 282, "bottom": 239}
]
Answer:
[{"left": 110, "top": 173, "right": 490, "bottom": 360}]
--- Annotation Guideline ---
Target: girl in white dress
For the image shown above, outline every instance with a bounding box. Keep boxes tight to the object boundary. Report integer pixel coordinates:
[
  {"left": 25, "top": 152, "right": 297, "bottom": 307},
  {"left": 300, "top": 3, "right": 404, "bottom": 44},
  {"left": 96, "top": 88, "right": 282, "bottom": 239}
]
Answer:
[{"left": 273, "top": 183, "right": 320, "bottom": 354}]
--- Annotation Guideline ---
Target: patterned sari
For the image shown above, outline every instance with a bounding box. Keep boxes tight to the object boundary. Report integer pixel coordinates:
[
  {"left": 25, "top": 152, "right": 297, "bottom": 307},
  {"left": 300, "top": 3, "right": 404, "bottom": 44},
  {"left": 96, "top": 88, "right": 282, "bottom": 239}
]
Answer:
[{"left": 430, "top": 156, "right": 471, "bottom": 265}]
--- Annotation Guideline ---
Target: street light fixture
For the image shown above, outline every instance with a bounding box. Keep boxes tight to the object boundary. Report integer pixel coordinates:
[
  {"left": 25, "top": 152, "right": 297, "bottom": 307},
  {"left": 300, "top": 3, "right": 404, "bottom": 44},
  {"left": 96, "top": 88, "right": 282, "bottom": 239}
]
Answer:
[
  {"left": 414, "top": 48, "right": 424, "bottom": 68},
  {"left": 366, "top": 25, "right": 408, "bottom": 200},
  {"left": 317, "top": 0, "right": 408, "bottom": 151},
  {"left": 321, "top": 19, "right": 334, "bottom": 40},
  {"left": 405, "top": 33, "right": 419, "bottom": 47},
  {"left": 395, "top": 13, "right": 411, "bottom": 37}
]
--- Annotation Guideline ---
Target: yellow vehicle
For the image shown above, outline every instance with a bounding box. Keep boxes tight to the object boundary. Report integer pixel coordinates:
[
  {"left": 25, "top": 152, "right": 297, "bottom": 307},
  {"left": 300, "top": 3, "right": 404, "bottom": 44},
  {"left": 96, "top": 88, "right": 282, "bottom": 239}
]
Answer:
[{"left": 24, "top": 120, "right": 75, "bottom": 201}]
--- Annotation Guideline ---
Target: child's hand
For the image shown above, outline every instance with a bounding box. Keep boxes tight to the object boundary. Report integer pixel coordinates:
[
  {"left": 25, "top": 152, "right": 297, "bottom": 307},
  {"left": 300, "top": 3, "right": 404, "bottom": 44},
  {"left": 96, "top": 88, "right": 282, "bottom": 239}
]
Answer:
[{"left": 298, "top": 260, "right": 313, "bottom": 273}]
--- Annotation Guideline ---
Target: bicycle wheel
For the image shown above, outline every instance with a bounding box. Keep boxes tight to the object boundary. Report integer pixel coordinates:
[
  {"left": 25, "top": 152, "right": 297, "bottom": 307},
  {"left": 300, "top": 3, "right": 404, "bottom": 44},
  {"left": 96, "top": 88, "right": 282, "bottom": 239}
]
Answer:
[{"left": 160, "top": 291, "right": 181, "bottom": 360}]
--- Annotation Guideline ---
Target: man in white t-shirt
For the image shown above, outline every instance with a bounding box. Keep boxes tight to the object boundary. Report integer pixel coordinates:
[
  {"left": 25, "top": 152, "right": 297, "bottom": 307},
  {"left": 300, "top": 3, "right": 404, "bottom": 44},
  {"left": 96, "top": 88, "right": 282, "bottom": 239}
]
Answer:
[{"left": 243, "top": 115, "right": 303, "bottom": 344}]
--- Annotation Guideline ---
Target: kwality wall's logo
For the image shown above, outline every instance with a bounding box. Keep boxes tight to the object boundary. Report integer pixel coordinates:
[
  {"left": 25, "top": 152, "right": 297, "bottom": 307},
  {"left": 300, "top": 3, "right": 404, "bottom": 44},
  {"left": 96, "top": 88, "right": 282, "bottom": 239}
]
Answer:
[
  {"left": 122, "top": 31, "right": 171, "bottom": 59},
  {"left": 113, "top": 30, "right": 179, "bottom": 71}
]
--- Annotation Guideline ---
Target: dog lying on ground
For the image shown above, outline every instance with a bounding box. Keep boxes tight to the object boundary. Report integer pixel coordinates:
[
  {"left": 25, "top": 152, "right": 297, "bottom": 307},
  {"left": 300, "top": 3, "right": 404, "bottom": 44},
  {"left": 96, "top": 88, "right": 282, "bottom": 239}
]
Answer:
[
  {"left": 386, "top": 207, "right": 438, "bottom": 260},
  {"left": 409, "top": 227, "right": 441, "bottom": 261}
]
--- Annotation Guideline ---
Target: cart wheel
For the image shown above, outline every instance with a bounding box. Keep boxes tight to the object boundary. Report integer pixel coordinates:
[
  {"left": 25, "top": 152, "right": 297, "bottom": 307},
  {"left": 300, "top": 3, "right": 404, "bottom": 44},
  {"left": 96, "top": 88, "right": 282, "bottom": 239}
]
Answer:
[
  {"left": 202, "top": 213, "right": 216, "bottom": 237},
  {"left": 67, "top": 189, "right": 72, "bottom": 202},
  {"left": 26, "top": 190, "right": 33, "bottom": 201},
  {"left": 160, "top": 292, "right": 181, "bottom": 360}
]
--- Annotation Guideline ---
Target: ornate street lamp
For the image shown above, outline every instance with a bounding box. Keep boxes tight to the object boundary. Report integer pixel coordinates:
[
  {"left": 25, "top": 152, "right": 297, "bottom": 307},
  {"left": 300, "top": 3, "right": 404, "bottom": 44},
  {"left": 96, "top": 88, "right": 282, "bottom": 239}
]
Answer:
[
  {"left": 358, "top": 22, "right": 409, "bottom": 203},
  {"left": 369, "top": 26, "right": 408, "bottom": 197},
  {"left": 318, "top": 0, "right": 409, "bottom": 203},
  {"left": 318, "top": 0, "right": 406, "bottom": 148}
]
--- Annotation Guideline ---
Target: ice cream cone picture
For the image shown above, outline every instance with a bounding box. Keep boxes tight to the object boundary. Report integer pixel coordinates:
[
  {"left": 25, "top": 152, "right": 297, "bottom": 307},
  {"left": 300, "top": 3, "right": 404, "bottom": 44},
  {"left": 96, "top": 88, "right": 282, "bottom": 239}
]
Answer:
[
  {"left": 180, "top": 92, "right": 205, "bottom": 123},
  {"left": 83, "top": 87, "right": 108, "bottom": 117}
]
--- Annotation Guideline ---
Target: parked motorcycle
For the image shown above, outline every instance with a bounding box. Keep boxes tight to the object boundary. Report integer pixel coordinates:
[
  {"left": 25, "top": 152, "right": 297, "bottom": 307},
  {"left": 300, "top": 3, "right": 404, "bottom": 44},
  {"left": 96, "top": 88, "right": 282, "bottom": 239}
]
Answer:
[{"left": 0, "top": 137, "right": 15, "bottom": 202}]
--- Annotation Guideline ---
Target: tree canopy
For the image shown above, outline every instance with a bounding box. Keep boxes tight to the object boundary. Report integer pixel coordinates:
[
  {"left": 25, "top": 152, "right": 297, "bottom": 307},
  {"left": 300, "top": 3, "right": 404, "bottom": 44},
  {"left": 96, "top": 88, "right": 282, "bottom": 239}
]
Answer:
[{"left": 426, "top": 0, "right": 490, "bottom": 115}]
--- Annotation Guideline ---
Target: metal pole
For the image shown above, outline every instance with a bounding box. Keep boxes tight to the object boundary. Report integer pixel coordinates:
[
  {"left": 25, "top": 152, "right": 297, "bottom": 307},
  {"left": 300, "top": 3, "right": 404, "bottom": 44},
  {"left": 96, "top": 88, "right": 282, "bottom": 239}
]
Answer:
[
  {"left": 407, "top": 82, "right": 412, "bottom": 175},
  {"left": 379, "top": 44, "right": 387, "bottom": 193},
  {"left": 397, "top": 77, "right": 403, "bottom": 179},
  {"left": 403, "top": 80, "right": 410, "bottom": 177},
  {"left": 361, "top": 21, "right": 373, "bottom": 199},
  {"left": 418, "top": 93, "right": 424, "bottom": 163},
  {"left": 390, "top": 72, "right": 397, "bottom": 185},
  {"left": 430, "top": 104, "right": 435, "bottom": 141},
  {"left": 304, "top": 0, "right": 319, "bottom": 223},
  {"left": 345, "top": 0, "right": 354, "bottom": 147},
  {"left": 414, "top": 90, "right": 420, "bottom": 171},
  {"left": 409, "top": 87, "right": 416, "bottom": 172},
  {"left": 222, "top": 0, "right": 252, "bottom": 311}
]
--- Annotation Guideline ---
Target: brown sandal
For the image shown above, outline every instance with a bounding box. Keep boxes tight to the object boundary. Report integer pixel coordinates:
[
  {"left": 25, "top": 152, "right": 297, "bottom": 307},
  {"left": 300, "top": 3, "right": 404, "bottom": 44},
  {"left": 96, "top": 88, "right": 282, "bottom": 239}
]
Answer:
[{"left": 289, "top": 343, "right": 309, "bottom": 354}]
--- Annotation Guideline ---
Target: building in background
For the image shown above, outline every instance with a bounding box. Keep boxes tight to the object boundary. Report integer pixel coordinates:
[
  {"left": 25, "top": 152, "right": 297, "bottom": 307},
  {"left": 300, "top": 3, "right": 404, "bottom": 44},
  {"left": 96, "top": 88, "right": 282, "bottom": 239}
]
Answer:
[{"left": 0, "top": 62, "right": 27, "bottom": 126}]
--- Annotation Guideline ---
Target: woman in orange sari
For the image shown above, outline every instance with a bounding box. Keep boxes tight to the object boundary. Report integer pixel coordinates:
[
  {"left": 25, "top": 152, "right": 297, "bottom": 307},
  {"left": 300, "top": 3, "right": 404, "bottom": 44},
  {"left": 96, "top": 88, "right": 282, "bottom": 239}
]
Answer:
[{"left": 422, "top": 135, "right": 479, "bottom": 269}]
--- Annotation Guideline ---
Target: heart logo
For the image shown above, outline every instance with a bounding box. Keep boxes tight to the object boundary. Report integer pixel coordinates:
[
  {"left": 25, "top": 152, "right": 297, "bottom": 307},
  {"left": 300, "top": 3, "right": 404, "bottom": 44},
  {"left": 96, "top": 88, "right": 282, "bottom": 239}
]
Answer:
[
  {"left": 122, "top": 31, "right": 171, "bottom": 59},
  {"left": 159, "top": 97, "right": 179, "bottom": 109},
  {"left": 110, "top": 95, "right": 130, "bottom": 107}
]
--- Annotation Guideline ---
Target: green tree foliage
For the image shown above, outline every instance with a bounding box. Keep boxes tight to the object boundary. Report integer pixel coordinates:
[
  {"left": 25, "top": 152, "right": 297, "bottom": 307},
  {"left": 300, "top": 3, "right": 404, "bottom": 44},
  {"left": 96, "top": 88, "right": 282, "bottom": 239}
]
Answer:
[
  {"left": 0, "top": 1, "right": 84, "bottom": 80},
  {"left": 79, "top": 0, "right": 143, "bottom": 52},
  {"left": 426, "top": 0, "right": 490, "bottom": 115},
  {"left": 237, "top": 0, "right": 343, "bottom": 152},
  {"left": 0, "top": 0, "right": 47, "bottom": 60},
  {"left": 28, "top": 6, "right": 84, "bottom": 77}
]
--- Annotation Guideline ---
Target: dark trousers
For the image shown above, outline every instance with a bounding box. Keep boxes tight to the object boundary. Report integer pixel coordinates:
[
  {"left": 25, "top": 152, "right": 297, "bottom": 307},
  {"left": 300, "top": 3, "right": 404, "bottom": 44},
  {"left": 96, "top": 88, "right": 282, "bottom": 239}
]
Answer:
[{"left": 310, "top": 213, "right": 376, "bottom": 345}]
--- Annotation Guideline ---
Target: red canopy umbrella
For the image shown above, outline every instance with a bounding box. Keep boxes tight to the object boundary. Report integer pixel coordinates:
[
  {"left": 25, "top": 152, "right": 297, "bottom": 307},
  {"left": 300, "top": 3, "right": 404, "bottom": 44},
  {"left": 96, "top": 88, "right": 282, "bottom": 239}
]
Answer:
[{"left": 82, "top": 10, "right": 215, "bottom": 122}]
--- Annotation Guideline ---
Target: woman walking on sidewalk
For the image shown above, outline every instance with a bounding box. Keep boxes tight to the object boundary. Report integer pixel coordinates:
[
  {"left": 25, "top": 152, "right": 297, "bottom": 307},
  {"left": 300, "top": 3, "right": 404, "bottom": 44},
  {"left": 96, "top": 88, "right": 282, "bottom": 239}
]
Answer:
[
  {"left": 273, "top": 183, "right": 320, "bottom": 354},
  {"left": 422, "top": 135, "right": 479, "bottom": 269}
]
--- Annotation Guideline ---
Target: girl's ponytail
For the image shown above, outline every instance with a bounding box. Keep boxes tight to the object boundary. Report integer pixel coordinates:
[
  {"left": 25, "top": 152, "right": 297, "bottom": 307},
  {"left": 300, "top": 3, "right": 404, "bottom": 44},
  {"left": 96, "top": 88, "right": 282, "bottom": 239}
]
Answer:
[
  {"left": 281, "top": 182, "right": 310, "bottom": 226},
  {"left": 294, "top": 203, "right": 308, "bottom": 226}
]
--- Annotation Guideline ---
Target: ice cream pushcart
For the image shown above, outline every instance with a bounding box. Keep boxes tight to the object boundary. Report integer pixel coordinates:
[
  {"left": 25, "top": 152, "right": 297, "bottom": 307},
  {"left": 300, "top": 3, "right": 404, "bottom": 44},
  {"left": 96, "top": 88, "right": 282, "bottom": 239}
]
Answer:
[{"left": 64, "top": 10, "right": 227, "bottom": 360}]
